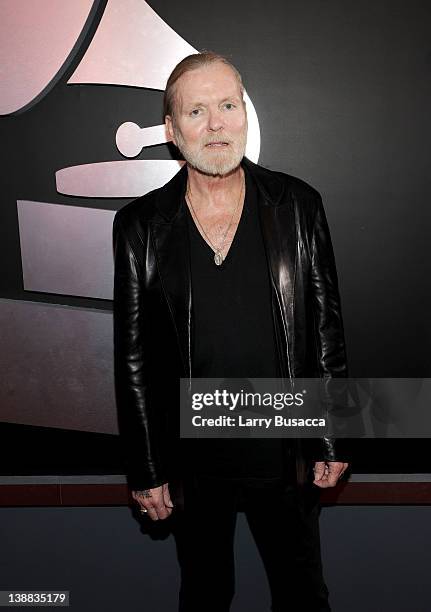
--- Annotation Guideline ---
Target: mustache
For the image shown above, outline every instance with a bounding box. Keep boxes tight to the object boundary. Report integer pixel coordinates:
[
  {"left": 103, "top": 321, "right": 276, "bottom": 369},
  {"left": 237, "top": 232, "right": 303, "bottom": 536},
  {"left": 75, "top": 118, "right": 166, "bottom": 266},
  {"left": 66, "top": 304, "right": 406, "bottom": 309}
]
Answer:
[{"left": 203, "top": 137, "right": 233, "bottom": 145}]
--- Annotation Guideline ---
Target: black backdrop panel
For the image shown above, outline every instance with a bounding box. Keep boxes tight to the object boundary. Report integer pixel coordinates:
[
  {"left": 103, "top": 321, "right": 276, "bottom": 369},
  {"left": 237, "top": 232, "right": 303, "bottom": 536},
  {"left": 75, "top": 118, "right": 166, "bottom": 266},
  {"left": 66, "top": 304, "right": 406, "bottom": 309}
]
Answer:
[{"left": 0, "top": 0, "right": 430, "bottom": 475}]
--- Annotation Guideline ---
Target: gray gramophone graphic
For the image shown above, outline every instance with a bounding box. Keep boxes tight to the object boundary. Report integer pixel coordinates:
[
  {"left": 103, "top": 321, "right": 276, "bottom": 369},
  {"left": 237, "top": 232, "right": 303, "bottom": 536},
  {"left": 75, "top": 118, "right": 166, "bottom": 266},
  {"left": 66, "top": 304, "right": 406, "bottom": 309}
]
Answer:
[
  {"left": 58, "top": 0, "right": 261, "bottom": 199},
  {"left": 0, "top": 0, "right": 261, "bottom": 434},
  {"left": 12, "top": 0, "right": 261, "bottom": 300}
]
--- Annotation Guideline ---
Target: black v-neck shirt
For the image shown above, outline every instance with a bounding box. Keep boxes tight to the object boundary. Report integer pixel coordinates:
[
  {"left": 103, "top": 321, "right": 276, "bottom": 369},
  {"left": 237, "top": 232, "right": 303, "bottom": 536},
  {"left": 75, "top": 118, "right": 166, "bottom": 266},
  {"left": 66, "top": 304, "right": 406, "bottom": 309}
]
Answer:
[{"left": 185, "top": 165, "right": 284, "bottom": 481}]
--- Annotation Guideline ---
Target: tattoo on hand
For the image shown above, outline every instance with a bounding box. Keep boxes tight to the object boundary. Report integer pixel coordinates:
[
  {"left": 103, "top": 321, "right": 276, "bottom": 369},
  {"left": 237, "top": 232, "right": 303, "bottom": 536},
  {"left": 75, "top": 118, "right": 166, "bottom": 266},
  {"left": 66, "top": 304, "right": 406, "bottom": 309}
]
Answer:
[{"left": 136, "top": 489, "right": 152, "bottom": 498}]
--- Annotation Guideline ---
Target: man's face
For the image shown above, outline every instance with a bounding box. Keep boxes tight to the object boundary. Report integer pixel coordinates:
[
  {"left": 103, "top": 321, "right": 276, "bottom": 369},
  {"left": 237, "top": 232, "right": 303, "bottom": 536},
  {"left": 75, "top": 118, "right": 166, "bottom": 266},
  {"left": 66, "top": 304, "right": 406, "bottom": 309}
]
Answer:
[{"left": 165, "top": 62, "right": 248, "bottom": 176}]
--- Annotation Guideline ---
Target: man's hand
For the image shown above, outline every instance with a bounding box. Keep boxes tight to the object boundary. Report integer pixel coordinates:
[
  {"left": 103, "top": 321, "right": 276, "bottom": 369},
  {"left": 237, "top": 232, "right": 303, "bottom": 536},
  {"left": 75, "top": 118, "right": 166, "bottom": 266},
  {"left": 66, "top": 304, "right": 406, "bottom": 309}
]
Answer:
[
  {"left": 132, "top": 483, "right": 174, "bottom": 520},
  {"left": 313, "top": 461, "right": 349, "bottom": 488}
]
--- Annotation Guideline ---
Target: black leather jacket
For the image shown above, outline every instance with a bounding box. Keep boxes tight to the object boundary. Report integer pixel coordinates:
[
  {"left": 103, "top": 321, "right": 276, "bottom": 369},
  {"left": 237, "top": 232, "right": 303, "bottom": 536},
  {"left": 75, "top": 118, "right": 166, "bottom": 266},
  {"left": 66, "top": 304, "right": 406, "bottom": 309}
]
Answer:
[{"left": 113, "top": 157, "right": 348, "bottom": 491}]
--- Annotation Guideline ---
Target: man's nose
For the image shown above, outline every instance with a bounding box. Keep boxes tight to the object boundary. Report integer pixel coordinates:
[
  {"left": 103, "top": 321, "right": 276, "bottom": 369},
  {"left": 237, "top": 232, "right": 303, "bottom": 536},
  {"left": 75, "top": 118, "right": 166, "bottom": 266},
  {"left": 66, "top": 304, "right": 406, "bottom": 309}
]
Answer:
[{"left": 207, "top": 109, "right": 223, "bottom": 132}]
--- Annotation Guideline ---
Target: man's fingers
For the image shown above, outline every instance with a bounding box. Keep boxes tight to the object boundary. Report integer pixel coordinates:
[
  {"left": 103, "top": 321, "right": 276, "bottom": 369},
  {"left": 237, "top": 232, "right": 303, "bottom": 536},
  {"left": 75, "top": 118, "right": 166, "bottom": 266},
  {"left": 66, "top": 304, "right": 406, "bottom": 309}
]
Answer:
[
  {"left": 132, "top": 486, "right": 173, "bottom": 520},
  {"left": 154, "top": 500, "right": 173, "bottom": 519},
  {"left": 325, "top": 462, "right": 348, "bottom": 487},
  {"left": 326, "top": 471, "right": 340, "bottom": 487},
  {"left": 313, "top": 461, "right": 326, "bottom": 482},
  {"left": 326, "top": 466, "right": 343, "bottom": 486},
  {"left": 329, "top": 462, "right": 349, "bottom": 478},
  {"left": 163, "top": 495, "right": 174, "bottom": 508},
  {"left": 313, "top": 461, "right": 349, "bottom": 488},
  {"left": 132, "top": 491, "right": 157, "bottom": 519},
  {"left": 144, "top": 504, "right": 159, "bottom": 520},
  {"left": 163, "top": 483, "right": 174, "bottom": 508}
]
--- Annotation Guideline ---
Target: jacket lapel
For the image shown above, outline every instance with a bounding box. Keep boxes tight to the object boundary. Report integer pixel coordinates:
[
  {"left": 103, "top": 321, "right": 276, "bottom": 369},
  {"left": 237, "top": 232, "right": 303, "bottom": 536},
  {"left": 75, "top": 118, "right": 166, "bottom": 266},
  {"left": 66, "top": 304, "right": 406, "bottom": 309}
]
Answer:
[
  {"left": 150, "top": 165, "right": 192, "bottom": 377},
  {"left": 246, "top": 158, "right": 297, "bottom": 378}
]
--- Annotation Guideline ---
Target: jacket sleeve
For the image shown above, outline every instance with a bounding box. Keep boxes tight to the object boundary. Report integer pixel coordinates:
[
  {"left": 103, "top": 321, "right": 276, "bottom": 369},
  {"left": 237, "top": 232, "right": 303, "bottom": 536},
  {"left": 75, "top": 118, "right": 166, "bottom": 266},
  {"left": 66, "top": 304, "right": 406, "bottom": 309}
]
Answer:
[
  {"left": 112, "top": 213, "right": 168, "bottom": 490},
  {"left": 310, "top": 195, "right": 349, "bottom": 462}
]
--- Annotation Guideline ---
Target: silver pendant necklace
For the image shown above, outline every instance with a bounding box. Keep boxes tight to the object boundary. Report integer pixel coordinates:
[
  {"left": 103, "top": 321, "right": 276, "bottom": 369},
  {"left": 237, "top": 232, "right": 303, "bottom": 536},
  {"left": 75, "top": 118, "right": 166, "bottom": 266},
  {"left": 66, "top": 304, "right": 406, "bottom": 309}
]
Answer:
[
  {"left": 213, "top": 250, "right": 224, "bottom": 266},
  {"left": 186, "top": 173, "right": 244, "bottom": 266}
]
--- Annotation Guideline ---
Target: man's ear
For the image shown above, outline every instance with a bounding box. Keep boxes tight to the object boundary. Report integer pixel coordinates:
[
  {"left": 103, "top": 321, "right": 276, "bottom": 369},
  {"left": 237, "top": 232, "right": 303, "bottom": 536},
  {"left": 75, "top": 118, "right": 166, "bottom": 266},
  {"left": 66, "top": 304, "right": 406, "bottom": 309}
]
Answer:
[{"left": 165, "top": 115, "right": 176, "bottom": 145}]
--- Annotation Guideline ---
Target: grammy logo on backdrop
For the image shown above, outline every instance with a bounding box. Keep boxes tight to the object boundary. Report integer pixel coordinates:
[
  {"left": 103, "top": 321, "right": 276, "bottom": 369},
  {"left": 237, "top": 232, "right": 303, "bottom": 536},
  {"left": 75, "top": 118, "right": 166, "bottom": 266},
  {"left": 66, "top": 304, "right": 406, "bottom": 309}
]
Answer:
[
  {"left": 58, "top": 0, "right": 261, "bottom": 198},
  {"left": 4, "top": 0, "right": 261, "bottom": 296},
  {"left": 0, "top": 0, "right": 262, "bottom": 433}
]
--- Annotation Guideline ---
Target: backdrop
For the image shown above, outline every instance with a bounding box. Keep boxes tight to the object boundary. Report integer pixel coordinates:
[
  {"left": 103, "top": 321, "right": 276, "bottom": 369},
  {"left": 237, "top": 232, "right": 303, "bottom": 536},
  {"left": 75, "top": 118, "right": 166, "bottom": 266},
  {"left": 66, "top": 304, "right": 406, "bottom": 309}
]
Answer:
[{"left": 0, "top": 0, "right": 430, "bottom": 475}]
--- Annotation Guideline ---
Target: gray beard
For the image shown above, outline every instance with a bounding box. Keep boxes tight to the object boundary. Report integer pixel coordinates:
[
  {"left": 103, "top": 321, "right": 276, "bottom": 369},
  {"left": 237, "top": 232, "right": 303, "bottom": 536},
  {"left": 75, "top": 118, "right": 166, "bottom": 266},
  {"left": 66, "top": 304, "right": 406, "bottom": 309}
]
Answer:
[{"left": 173, "top": 126, "right": 247, "bottom": 177}]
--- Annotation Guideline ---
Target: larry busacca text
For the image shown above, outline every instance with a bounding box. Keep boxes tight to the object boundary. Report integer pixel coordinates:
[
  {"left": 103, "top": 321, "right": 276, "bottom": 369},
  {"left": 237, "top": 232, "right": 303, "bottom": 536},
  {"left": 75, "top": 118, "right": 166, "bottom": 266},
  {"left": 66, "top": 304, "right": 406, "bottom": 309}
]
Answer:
[{"left": 191, "top": 414, "right": 326, "bottom": 428}]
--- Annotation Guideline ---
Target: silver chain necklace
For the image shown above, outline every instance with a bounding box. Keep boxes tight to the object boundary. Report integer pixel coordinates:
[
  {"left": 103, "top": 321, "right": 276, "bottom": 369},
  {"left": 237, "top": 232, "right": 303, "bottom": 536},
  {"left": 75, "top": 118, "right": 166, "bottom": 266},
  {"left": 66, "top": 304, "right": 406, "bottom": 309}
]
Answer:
[{"left": 185, "top": 173, "right": 245, "bottom": 266}]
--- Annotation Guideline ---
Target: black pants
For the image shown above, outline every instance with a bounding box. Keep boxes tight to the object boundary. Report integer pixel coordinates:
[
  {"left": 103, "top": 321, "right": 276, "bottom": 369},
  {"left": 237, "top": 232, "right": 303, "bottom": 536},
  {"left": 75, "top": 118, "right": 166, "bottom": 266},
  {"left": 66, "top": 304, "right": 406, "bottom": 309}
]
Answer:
[{"left": 172, "top": 474, "right": 330, "bottom": 612}]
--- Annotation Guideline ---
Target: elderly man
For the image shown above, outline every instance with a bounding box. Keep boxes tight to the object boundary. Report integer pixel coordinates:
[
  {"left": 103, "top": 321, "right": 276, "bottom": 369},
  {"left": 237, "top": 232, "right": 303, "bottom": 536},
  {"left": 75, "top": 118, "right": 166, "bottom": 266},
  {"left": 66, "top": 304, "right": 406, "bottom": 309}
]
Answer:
[{"left": 113, "top": 52, "right": 348, "bottom": 612}]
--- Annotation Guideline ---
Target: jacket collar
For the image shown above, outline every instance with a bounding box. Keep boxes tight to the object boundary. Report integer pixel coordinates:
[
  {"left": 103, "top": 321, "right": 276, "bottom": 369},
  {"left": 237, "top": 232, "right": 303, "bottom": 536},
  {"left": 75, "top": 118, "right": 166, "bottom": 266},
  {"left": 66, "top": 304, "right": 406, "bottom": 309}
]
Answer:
[{"left": 154, "top": 156, "right": 286, "bottom": 222}]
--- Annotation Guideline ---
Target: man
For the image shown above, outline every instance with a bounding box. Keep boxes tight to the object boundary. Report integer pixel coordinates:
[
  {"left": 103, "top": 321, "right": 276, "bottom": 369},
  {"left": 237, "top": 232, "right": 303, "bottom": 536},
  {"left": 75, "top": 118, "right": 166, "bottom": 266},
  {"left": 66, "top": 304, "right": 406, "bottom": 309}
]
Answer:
[{"left": 113, "top": 52, "right": 348, "bottom": 612}]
